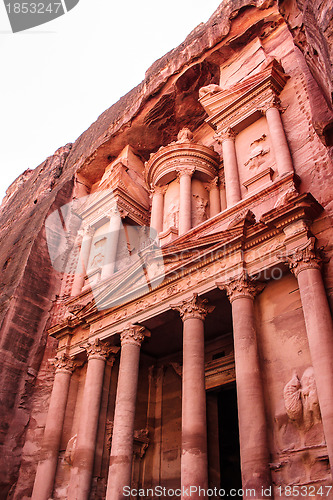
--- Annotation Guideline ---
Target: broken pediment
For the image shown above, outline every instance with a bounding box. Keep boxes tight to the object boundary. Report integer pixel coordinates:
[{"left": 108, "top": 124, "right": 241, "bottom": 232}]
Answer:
[{"left": 199, "top": 57, "right": 289, "bottom": 134}]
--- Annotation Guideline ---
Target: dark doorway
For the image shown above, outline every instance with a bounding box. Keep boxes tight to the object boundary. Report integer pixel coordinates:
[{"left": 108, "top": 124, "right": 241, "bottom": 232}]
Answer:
[
  {"left": 218, "top": 384, "right": 242, "bottom": 498},
  {"left": 207, "top": 383, "right": 242, "bottom": 497}
]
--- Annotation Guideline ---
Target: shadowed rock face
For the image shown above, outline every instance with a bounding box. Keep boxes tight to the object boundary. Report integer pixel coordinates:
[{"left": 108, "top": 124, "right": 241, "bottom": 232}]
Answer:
[{"left": 0, "top": 0, "right": 333, "bottom": 496}]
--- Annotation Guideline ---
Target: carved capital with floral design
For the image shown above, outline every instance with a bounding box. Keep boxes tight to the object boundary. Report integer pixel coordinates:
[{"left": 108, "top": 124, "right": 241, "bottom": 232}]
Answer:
[
  {"left": 278, "top": 238, "right": 322, "bottom": 277},
  {"left": 84, "top": 338, "right": 118, "bottom": 361},
  {"left": 205, "top": 176, "right": 219, "bottom": 192},
  {"left": 53, "top": 353, "right": 75, "bottom": 374},
  {"left": 171, "top": 293, "right": 215, "bottom": 321},
  {"left": 214, "top": 127, "right": 237, "bottom": 144},
  {"left": 120, "top": 325, "right": 147, "bottom": 347},
  {"left": 176, "top": 167, "right": 195, "bottom": 179},
  {"left": 150, "top": 185, "right": 168, "bottom": 198},
  {"left": 217, "top": 272, "right": 265, "bottom": 303},
  {"left": 260, "top": 94, "right": 282, "bottom": 114}
]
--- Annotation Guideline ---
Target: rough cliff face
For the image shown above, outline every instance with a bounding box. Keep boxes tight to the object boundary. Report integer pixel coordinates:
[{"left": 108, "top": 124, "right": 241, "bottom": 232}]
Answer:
[{"left": 0, "top": 0, "right": 332, "bottom": 496}]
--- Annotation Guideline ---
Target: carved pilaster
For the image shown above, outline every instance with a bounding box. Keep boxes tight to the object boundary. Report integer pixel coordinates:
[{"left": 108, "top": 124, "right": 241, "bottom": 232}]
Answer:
[
  {"left": 120, "top": 325, "right": 147, "bottom": 346},
  {"left": 84, "top": 338, "right": 119, "bottom": 361},
  {"left": 218, "top": 272, "right": 264, "bottom": 303},
  {"left": 53, "top": 353, "right": 75, "bottom": 374},
  {"left": 171, "top": 293, "right": 214, "bottom": 321},
  {"left": 279, "top": 238, "right": 322, "bottom": 277}
]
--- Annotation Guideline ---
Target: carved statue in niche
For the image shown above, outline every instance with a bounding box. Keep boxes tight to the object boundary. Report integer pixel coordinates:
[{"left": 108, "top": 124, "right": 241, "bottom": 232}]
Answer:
[
  {"left": 244, "top": 134, "right": 270, "bottom": 170},
  {"left": 192, "top": 194, "right": 208, "bottom": 227},
  {"left": 275, "top": 367, "right": 323, "bottom": 452},
  {"left": 89, "top": 238, "right": 106, "bottom": 269},
  {"left": 164, "top": 200, "right": 179, "bottom": 229}
]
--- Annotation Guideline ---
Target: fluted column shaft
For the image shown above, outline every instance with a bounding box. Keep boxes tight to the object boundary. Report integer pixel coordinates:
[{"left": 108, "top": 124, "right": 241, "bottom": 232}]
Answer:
[
  {"left": 178, "top": 168, "right": 194, "bottom": 235},
  {"left": 71, "top": 226, "right": 94, "bottom": 296},
  {"left": 150, "top": 186, "right": 165, "bottom": 235},
  {"left": 219, "top": 277, "right": 271, "bottom": 499},
  {"left": 68, "top": 341, "right": 119, "bottom": 500},
  {"left": 265, "top": 104, "right": 293, "bottom": 176},
  {"left": 171, "top": 294, "right": 214, "bottom": 500},
  {"left": 101, "top": 208, "right": 122, "bottom": 280},
  {"left": 106, "top": 326, "right": 146, "bottom": 500},
  {"left": 31, "top": 354, "right": 74, "bottom": 500},
  {"left": 287, "top": 245, "right": 333, "bottom": 476},
  {"left": 220, "top": 130, "right": 241, "bottom": 207}
]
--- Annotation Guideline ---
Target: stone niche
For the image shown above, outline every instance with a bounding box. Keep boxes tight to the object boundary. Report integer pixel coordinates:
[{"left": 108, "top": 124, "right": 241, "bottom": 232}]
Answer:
[{"left": 145, "top": 128, "right": 220, "bottom": 244}]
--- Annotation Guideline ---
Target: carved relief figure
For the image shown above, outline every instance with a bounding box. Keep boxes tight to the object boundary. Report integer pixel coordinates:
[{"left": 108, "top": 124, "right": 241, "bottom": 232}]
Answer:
[
  {"left": 192, "top": 194, "right": 208, "bottom": 226},
  {"left": 64, "top": 434, "right": 77, "bottom": 465},
  {"left": 164, "top": 200, "right": 180, "bottom": 229},
  {"left": 284, "top": 367, "right": 321, "bottom": 431},
  {"left": 89, "top": 238, "right": 106, "bottom": 269},
  {"left": 244, "top": 134, "right": 270, "bottom": 170},
  {"left": 176, "top": 127, "right": 194, "bottom": 143}
]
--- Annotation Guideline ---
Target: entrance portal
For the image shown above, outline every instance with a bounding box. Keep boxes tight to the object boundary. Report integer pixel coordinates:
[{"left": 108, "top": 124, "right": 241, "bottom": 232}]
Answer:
[{"left": 207, "top": 383, "right": 242, "bottom": 498}]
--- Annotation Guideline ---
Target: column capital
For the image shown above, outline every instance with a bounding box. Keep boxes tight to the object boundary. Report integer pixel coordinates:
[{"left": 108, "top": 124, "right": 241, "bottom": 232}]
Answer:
[
  {"left": 84, "top": 338, "right": 119, "bottom": 361},
  {"left": 150, "top": 185, "right": 168, "bottom": 197},
  {"left": 53, "top": 353, "right": 75, "bottom": 374},
  {"left": 214, "top": 127, "right": 237, "bottom": 144},
  {"left": 176, "top": 166, "right": 195, "bottom": 178},
  {"left": 120, "top": 325, "right": 147, "bottom": 347},
  {"left": 260, "top": 94, "right": 282, "bottom": 114},
  {"left": 217, "top": 272, "right": 265, "bottom": 303},
  {"left": 205, "top": 176, "right": 219, "bottom": 192},
  {"left": 171, "top": 293, "right": 214, "bottom": 321},
  {"left": 78, "top": 224, "right": 95, "bottom": 241},
  {"left": 279, "top": 238, "right": 322, "bottom": 277}
]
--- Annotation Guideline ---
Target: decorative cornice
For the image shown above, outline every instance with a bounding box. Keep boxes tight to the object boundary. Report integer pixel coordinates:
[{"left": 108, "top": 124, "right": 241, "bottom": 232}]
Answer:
[
  {"left": 84, "top": 338, "right": 118, "bottom": 361},
  {"left": 278, "top": 238, "right": 322, "bottom": 277},
  {"left": 53, "top": 353, "right": 75, "bottom": 374},
  {"left": 217, "top": 271, "right": 265, "bottom": 302},
  {"left": 120, "top": 325, "right": 147, "bottom": 346},
  {"left": 171, "top": 293, "right": 214, "bottom": 321}
]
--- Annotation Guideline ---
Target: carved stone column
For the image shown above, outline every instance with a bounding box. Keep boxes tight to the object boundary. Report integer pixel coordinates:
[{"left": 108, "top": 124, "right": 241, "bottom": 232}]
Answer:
[
  {"left": 285, "top": 240, "right": 333, "bottom": 476},
  {"left": 218, "top": 171, "right": 227, "bottom": 212},
  {"left": 31, "top": 354, "right": 75, "bottom": 500},
  {"left": 206, "top": 177, "right": 221, "bottom": 217},
  {"left": 150, "top": 186, "right": 166, "bottom": 235},
  {"left": 68, "top": 340, "right": 119, "bottom": 500},
  {"left": 71, "top": 226, "right": 95, "bottom": 296},
  {"left": 177, "top": 167, "right": 194, "bottom": 235},
  {"left": 218, "top": 128, "right": 241, "bottom": 207},
  {"left": 264, "top": 98, "right": 294, "bottom": 176},
  {"left": 218, "top": 275, "right": 271, "bottom": 499},
  {"left": 171, "top": 294, "right": 214, "bottom": 500},
  {"left": 106, "top": 325, "right": 147, "bottom": 500},
  {"left": 101, "top": 207, "right": 123, "bottom": 280}
]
